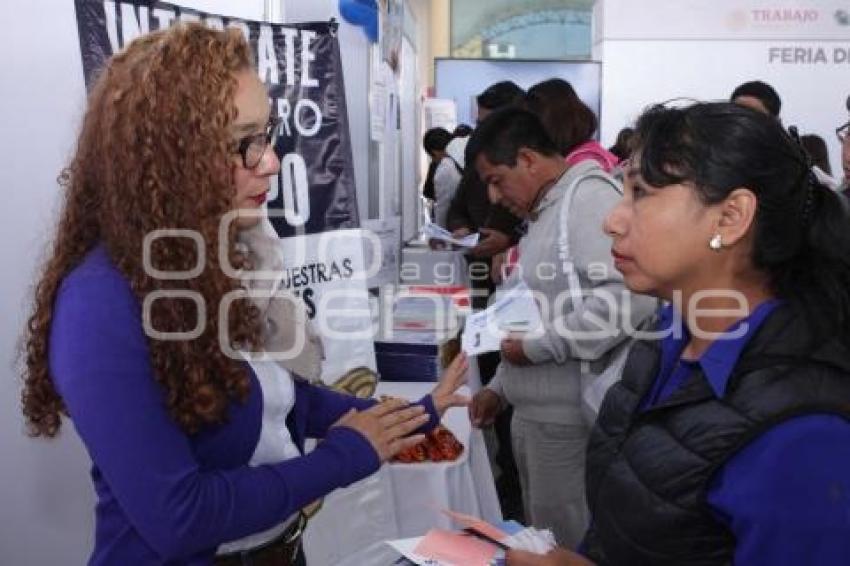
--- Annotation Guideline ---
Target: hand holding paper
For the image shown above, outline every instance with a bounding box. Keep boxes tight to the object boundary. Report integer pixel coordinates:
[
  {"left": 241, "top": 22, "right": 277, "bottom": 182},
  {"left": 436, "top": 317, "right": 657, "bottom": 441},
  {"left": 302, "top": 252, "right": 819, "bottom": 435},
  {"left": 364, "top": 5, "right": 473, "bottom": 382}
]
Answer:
[
  {"left": 462, "top": 281, "right": 543, "bottom": 356},
  {"left": 424, "top": 222, "right": 481, "bottom": 248}
]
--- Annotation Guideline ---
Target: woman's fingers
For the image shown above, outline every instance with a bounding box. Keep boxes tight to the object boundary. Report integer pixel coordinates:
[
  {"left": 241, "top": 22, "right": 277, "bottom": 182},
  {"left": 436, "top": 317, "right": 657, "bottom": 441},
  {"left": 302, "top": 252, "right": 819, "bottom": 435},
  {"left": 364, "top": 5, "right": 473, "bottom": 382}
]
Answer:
[
  {"left": 387, "top": 433, "right": 426, "bottom": 458},
  {"left": 447, "top": 352, "right": 469, "bottom": 381},
  {"left": 364, "top": 397, "right": 409, "bottom": 418},
  {"left": 450, "top": 351, "right": 468, "bottom": 369},
  {"left": 378, "top": 403, "right": 425, "bottom": 428},
  {"left": 384, "top": 412, "right": 430, "bottom": 441}
]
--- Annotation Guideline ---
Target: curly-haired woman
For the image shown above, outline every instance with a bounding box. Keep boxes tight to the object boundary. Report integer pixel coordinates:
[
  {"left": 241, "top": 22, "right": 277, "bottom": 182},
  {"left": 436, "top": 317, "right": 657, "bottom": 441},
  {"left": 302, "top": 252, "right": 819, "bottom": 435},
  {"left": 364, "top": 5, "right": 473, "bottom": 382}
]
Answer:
[{"left": 21, "top": 24, "right": 468, "bottom": 566}]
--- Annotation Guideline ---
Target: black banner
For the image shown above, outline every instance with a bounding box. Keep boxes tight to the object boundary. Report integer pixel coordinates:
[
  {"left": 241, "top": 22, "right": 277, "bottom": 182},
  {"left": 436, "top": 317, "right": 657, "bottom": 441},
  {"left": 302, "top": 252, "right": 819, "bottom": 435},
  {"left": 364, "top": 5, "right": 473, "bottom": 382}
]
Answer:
[{"left": 74, "top": 0, "right": 360, "bottom": 237}]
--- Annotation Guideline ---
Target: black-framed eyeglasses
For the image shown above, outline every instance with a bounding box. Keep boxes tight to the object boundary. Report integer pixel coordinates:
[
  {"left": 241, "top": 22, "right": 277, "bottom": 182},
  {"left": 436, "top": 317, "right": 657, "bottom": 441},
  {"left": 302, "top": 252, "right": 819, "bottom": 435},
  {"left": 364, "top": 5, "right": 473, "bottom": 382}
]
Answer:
[
  {"left": 837, "top": 121, "right": 850, "bottom": 143},
  {"left": 234, "top": 117, "right": 281, "bottom": 169}
]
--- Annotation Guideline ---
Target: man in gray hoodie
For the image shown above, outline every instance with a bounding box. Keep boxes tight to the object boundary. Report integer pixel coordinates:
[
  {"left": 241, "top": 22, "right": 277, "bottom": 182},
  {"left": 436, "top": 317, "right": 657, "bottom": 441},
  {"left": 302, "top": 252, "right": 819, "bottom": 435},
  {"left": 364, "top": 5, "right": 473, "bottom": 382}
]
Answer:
[{"left": 466, "top": 108, "right": 656, "bottom": 547}]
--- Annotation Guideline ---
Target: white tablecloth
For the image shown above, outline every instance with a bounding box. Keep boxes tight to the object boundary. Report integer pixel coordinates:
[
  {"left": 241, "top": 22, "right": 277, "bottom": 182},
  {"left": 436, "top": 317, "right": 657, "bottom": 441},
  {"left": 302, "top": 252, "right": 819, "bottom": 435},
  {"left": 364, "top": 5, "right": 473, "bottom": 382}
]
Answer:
[
  {"left": 400, "top": 246, "right": 470, "bottom": 287},
  {"left": 302, "top": 382, "right": 501, "bottom": 566}
]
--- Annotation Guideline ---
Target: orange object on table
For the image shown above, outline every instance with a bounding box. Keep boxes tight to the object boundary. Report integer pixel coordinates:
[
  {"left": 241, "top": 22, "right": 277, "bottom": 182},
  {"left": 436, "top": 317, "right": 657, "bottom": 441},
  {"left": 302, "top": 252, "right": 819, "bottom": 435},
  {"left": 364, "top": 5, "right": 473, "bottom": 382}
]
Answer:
[{"left": 393, "top": 425, "right": 464, "bottom": 463}]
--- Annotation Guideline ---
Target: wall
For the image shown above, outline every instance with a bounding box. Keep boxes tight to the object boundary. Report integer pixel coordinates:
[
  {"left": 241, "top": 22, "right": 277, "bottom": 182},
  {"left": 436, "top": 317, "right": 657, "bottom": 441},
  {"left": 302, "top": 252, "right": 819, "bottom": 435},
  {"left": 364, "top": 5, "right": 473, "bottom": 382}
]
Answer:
[
  {"left": 428, "top": 0, "right": 451, "bottom": 89},
  {"left": 436, "top": 59, "right": 601, "bottom": 128},
  {"left": 596, "top": 0, "right": 849, "bottom": 177},
  {"left": 0, "top": 6, "right": 94, "bottom": 563}
]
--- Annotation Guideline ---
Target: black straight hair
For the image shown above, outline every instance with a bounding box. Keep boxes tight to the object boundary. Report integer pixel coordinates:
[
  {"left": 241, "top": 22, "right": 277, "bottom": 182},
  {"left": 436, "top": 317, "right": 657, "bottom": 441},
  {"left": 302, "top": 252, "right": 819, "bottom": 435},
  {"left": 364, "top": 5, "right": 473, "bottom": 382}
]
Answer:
[
  {"left": 465, "top": 107, "right": 561, "bottom": 169},
  {"left": 730, "top": 80, "right": 782, "bottom": 117},
  {"left": 422, "top": 127, "right": 452, "bottom": 155},
  {"left": 452, "top": 123, "right": 473, "bottom": 138},
  {"left": 476, "top": 81, "right": 525, "bottom": 111},
  {"left": 633, "top": 101, "right": 850, "bottom": 339}
]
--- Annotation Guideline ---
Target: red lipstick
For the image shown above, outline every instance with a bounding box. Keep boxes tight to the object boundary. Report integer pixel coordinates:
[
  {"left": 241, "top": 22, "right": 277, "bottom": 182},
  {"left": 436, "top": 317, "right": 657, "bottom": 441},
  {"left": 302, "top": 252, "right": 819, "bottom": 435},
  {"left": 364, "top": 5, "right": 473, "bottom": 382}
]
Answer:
[{"left": 248, "top": 192, "right": 268, "bottom": 206}]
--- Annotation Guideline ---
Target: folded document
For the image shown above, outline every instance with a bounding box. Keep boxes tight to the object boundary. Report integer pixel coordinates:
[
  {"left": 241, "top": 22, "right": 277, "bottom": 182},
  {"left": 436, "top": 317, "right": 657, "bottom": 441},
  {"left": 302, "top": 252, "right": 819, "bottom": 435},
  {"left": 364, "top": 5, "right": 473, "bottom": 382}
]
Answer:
[{"left": 423, "top": 222, "right": 480, "bottom": 248}]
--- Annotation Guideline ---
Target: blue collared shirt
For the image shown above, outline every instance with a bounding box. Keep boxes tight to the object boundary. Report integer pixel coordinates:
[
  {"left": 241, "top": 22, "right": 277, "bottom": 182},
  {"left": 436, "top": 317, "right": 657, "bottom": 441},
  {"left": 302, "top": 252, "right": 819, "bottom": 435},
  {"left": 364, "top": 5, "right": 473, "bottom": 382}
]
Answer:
[{"left": 643, "top": 302, "right": 850, "bottom": 565}]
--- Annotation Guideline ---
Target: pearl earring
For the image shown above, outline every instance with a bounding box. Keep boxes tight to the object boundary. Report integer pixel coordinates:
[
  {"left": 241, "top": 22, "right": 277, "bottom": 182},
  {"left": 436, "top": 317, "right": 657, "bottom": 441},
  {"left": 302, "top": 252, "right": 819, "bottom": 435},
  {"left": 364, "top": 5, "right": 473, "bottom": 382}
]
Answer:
[{"left": 709, "top": 233, "right": 723, "bottom": 251}]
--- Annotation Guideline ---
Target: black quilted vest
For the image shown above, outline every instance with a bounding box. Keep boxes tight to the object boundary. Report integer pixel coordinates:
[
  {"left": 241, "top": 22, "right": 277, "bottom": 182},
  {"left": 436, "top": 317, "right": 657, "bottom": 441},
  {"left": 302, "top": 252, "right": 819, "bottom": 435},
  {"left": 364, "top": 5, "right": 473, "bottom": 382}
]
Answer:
[{"left": 584, "top": 307, "right": 850, "bottom": 565}]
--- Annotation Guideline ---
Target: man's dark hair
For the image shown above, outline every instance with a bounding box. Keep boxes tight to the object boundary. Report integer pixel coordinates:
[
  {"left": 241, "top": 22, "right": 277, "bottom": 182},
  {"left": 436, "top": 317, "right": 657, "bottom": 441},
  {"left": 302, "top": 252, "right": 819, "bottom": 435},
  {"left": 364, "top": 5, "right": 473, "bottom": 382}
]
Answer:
[
  {"left": 452, "top": 123, "right": 473, "bottom": 138},
  {"left": 465, "top": 107, "right": 560, "bottom": 168},
  {"left": 476, "top": 81, "right": 525, "bottom": 111},
  {"left": 730, "top": 80, "right": 782, "bottom": 117},
  {"left": 422, "top": 127, "right": 452, "bottom": 156}
]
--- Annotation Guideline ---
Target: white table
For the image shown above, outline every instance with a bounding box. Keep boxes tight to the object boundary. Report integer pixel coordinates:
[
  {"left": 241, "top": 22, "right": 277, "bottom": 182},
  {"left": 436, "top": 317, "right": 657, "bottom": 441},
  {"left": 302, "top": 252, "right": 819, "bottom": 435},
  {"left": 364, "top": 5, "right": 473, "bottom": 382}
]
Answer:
[{"left": 302, "top": 382, "right": 501, "bottom": 566}]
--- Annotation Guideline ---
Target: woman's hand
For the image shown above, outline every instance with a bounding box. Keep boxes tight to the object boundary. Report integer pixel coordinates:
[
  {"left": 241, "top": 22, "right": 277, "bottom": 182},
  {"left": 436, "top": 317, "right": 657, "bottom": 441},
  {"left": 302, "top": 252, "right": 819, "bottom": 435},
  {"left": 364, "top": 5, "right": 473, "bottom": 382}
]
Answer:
[
  {"left": 332, "top": 398, "right": 430, "bottom": 463},
  {"left": 501, "top": 334, "right": 532, "bottom": 366},
  {"left": 507, "top": 548, "right": 595, "bottom": 566},
  {"left": 431, "top": 352, "right": 470, "bottom": 417}
]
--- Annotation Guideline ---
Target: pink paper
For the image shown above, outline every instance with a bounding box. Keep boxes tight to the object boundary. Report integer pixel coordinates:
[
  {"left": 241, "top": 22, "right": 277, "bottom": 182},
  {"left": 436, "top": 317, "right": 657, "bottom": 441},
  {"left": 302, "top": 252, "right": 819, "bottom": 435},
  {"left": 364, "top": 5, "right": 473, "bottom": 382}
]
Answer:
[
  {"left": 413, "top": 528, "right": 497, "bottom": 566},
  {"left": 441, "top": 509, "right": 508, "bottom": 543}
]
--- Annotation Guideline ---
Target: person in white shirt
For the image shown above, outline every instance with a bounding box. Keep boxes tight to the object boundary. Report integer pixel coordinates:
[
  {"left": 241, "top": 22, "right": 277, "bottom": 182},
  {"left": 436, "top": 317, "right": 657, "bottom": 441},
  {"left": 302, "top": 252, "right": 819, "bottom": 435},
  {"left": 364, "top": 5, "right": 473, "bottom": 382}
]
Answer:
[{"left": 433, "top": 134, "right": 467, "bottom": 228}]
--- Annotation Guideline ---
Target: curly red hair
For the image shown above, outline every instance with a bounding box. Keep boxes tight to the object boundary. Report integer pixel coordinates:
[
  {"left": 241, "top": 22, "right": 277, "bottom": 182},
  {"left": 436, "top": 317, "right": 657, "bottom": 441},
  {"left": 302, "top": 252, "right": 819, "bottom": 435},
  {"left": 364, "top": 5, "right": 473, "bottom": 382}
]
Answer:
[{"left": 22, "top": 24, "right": 265, "bottom": 436}]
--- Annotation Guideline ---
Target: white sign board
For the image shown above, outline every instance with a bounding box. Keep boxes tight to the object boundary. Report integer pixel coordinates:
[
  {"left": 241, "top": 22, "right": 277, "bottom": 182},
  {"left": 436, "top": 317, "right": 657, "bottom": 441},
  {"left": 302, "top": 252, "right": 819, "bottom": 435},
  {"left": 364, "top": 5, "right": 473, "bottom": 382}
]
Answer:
[
  {"left": 596, "top": 0, "right": 850, "bottom": 180},
  {"left": 279, "top": 229, "right": 376, "bottom": 383}
]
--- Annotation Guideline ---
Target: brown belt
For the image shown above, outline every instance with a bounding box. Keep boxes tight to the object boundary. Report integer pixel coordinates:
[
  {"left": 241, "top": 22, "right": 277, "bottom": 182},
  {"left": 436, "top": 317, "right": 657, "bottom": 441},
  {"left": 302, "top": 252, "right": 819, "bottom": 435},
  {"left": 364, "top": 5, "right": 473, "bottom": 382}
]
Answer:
[{"left": 214, "top": 513, "right": 307, "bottom": 566}]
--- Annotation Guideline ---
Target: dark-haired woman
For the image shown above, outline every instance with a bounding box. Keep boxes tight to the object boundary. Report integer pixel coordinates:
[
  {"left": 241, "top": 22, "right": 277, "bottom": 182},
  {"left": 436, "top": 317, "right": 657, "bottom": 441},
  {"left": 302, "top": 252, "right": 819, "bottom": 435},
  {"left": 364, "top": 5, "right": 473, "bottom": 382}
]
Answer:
[
  {"left": 422, "top": 126, "right": 465, "bottom": 228},
  {"left": 508, "top": 102, "right": 850, "bottom": 565},
  {"left": 525, "top": 79, "right": 619, "bottom": 172},
  {"left": 421, "top": 126, "right": 452, "bottom": 203},
  {"left": 22, "top": 24, "right": 468, "bottom": 566}
]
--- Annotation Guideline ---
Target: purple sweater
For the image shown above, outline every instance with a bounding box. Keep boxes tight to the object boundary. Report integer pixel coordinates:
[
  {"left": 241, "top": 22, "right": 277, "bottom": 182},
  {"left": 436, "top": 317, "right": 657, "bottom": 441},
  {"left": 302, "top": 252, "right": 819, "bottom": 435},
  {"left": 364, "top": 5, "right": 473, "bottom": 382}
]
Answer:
[{"left": 48, "top": 246, "right": 439, "bottom": 565}]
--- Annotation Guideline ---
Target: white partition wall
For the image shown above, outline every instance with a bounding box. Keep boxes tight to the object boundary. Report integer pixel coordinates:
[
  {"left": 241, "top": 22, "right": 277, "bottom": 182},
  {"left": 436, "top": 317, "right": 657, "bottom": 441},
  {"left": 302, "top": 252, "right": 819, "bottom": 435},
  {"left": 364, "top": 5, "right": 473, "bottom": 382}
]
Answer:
[
  {"left": 435, "top": 58, "right": 602, "bottom": 131},
  {"left": 399, "top": 34, "right": 421, "bottom": 241},
  {"left": 595, "top": 0, "right": 849, "bottom": 177}
]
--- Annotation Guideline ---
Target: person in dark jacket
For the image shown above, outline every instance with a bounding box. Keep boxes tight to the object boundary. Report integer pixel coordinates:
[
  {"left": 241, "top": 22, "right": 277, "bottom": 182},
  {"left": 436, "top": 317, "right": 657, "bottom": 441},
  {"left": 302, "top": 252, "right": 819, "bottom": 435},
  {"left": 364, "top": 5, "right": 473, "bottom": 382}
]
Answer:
[
  {"left": 508, "top": 102, "right": 850, "bottom": 565},
  {"left": 446, "top": 80, "right": 526, "bottom": 255}
]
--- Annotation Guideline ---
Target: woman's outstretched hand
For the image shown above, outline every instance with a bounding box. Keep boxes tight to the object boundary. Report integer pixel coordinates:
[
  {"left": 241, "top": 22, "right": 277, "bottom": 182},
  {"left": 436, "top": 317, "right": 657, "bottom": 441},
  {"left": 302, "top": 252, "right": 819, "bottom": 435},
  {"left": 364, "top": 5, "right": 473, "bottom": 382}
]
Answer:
[
  {"left": 431, "top": 352, "right": 470, "bottom": 417},
  {"left": 332, "top": 398, "right": 430, "bottom": 463}
]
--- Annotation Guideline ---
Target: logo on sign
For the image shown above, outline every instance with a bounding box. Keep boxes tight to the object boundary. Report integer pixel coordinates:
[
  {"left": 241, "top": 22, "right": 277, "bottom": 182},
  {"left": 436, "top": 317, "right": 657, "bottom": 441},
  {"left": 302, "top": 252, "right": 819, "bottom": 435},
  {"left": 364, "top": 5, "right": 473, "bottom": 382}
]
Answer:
[
  {"left": 836, "top": 9, "right": 850, "bottom": 25},
  {"left": 750, "top": 8, "right": 820, "bottom": 24}
]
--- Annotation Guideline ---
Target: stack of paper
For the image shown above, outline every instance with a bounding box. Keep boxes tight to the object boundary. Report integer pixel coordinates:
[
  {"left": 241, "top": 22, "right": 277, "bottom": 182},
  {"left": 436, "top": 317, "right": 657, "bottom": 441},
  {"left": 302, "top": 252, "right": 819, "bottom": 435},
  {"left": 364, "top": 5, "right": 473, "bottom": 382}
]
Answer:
[
  {"left": 385, "top": 509, "right": 556, "bottom": 565},
  {"left": 423, "top": 223, "right": 480, "bottom": 248},
  {"left": 392, "top": 295, "right": 459, "bottom": 333}
]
